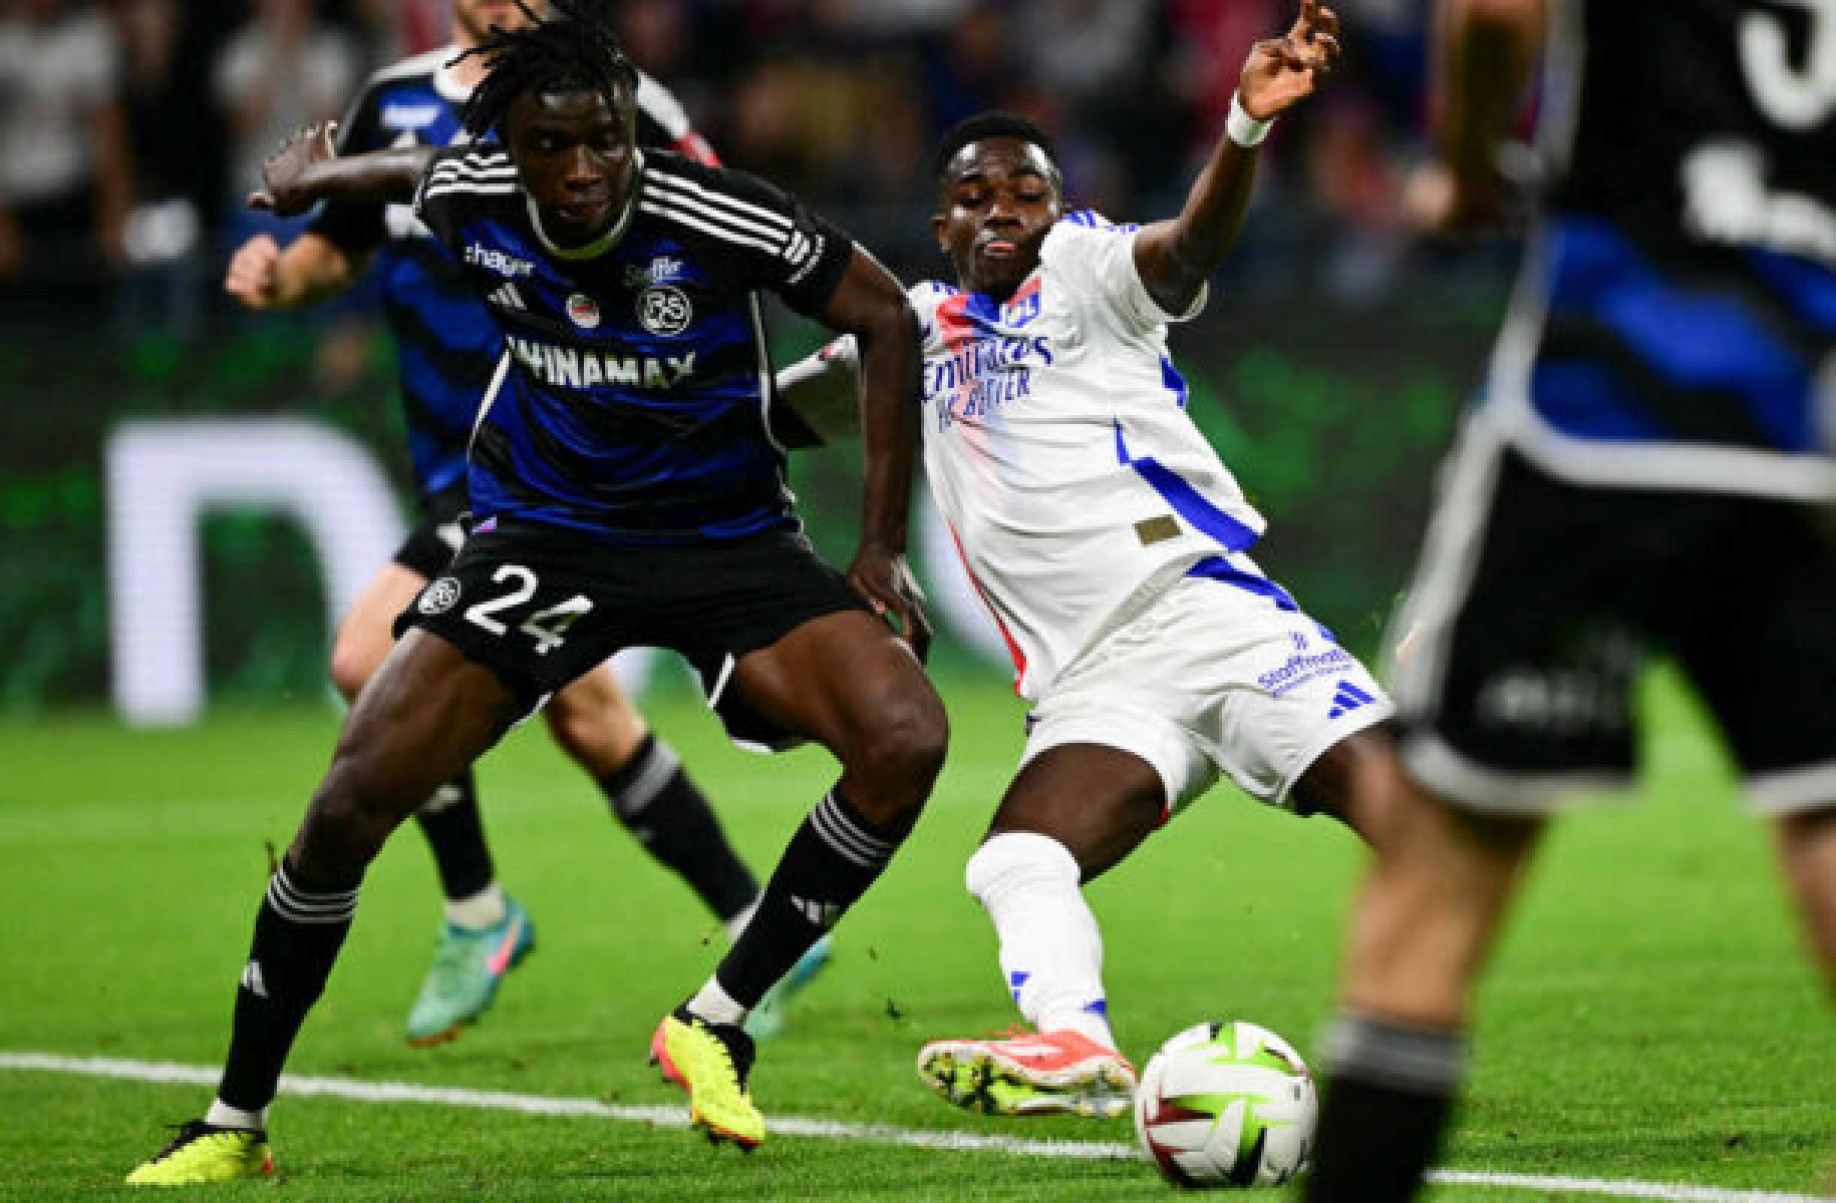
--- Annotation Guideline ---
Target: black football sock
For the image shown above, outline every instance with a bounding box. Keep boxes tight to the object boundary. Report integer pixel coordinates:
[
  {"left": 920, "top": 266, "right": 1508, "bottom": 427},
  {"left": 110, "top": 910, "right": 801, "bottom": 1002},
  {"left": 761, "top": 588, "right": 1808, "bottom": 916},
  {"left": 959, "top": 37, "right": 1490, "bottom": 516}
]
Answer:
[
  {"left": 601, "top": 735, "right": 759, "bottom": 923},
  {"left": 1305, "top": 1013, "right": 1465, "bottom": 1203},
  {"left": 711, "top": 788, "right": 913, "bottom": 1008},
  {"left": 412, "top": 769, "right": 494, "bottom": 902},
  {"left": 216, "top": 858, "right": 360, "bottom": 1113}
]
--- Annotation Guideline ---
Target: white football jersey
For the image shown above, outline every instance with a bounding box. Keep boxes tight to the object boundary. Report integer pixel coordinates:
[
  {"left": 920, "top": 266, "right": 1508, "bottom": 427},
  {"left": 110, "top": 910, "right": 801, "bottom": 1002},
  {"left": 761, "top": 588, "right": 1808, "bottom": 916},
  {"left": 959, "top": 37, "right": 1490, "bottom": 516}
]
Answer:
[{"left": 914, "top": 213, "right": 1270, "bottom": 700}]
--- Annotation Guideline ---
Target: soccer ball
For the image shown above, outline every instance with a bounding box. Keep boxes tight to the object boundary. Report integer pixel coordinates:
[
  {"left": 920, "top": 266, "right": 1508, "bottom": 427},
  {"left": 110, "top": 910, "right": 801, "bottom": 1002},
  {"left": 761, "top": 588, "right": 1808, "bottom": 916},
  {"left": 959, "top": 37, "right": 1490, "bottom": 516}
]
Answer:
[{"left": 1133, "top": 1021, "right": 1318, "bottom": 1189}]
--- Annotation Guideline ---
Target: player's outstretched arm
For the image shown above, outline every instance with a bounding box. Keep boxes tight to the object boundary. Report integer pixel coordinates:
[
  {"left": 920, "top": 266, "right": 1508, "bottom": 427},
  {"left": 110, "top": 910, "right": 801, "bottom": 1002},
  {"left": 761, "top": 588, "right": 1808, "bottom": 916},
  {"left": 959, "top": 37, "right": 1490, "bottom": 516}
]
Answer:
[
  {"left": 249, "top": 122, "right": 437, "bottom": 218},
  {"left": 812, "top": 247, "right": 932, "bottom": 659},
  {"left": 1134, "top": 0, "right": 1341, "bottom": 315}
]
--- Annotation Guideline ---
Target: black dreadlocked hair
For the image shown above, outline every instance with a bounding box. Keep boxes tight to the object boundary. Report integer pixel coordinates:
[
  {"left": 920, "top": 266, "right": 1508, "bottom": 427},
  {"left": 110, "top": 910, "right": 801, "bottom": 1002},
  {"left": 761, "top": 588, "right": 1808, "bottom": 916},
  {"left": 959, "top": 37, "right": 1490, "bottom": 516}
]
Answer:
[
  {"left": 930, "top": 112, "right": 1061, "bottom": 185},
  {"left": 455, "top": 0, "right": 640, "bottom": 141}
]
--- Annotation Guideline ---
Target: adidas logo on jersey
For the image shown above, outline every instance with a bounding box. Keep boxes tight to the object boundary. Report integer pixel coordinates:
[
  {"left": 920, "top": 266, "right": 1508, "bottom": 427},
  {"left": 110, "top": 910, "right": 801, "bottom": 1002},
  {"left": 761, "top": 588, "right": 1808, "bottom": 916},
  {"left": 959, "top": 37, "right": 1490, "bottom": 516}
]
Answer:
[
  {"left": 239, "top": 960, "right": 268, "bottom": 999},
  {"left": 1327, "top": 680, "right": 1376, "bottom": 720},
  {"left": 488, "top": 283, "right": 526, "bottom": 311}
]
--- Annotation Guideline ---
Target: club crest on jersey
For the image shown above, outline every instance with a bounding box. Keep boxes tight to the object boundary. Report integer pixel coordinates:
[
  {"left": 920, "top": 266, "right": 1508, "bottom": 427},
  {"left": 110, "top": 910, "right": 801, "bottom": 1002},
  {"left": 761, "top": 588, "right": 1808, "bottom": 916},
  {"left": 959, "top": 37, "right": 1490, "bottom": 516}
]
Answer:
[
  {"left": 566, "top": 292, "right": 601, "bottom": 329},
  {"left": 418, "top": 577, "right": 462, "bottom": 615},
  {"left": 1000, "top": 286, "right": 1042, "bottom": 327},
  {"left": 637, "top": 285, "right": 693, "bottom": 336}
]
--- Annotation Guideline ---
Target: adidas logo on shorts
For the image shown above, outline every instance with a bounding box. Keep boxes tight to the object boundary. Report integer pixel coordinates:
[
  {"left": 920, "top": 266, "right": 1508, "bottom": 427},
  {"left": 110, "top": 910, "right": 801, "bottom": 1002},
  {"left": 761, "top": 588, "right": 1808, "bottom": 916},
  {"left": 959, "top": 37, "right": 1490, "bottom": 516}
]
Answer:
[{"left": 1327, "top": 679, "right": 1376, "bottom": 719}]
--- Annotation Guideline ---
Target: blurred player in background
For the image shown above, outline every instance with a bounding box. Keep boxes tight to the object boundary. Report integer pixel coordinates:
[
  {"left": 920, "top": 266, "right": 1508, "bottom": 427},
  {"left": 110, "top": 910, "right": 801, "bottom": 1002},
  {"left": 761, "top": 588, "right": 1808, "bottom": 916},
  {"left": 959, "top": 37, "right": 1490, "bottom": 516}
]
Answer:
[
  {"left": 221, "top": 0, "right": 824, "bottom": 1053},
  {"left": 127, "top": 1, "right": 943, "bottom": 1183},
  {"left": 1305, "top": 2, "right": 1836, "bottom": 1199},
  {"left": 0, "top": 0, "right": 132, "bottom": 313}
]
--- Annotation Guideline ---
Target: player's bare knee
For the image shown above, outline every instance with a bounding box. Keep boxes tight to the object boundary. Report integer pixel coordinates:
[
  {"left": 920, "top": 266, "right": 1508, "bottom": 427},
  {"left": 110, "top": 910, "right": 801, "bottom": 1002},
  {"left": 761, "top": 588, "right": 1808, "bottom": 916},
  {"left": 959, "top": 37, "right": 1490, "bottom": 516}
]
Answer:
[
  {"left": 292, "top": 786, "right": 386, "bottom": 888},
  {"left": 326, "top": 636, "right": 373, "bottom": 702},
  {"left": 847, "top": 688, "right": 949, "bottom": 811},
  {"left": 541, "top": 698, "right": 598, "bottom": 763},
  {"left": 544, "top": 691, "right": 645, "bottom": 770}
]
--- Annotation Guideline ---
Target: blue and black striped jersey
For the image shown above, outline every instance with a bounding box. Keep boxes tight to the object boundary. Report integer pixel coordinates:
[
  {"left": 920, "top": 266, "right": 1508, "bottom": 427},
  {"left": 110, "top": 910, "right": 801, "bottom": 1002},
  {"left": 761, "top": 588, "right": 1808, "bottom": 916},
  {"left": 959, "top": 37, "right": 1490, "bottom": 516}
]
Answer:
[
  {"left": 308, "top": 47, "right": 717, "bottom": 510},
  {"left": 411, "top": 147, "right": 854, "bottom": 543},
  {"left": 1492, "top": 0, "right": 1836, "bottom": 498}
]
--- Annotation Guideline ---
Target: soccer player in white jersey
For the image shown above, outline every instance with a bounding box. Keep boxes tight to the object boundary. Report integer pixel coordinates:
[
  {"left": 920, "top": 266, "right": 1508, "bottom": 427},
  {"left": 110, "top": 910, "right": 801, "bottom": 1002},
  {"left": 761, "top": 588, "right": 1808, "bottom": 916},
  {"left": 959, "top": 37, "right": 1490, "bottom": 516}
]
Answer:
[{"left": 850, "top": 0, "right": 1413, "bottom": 1118}]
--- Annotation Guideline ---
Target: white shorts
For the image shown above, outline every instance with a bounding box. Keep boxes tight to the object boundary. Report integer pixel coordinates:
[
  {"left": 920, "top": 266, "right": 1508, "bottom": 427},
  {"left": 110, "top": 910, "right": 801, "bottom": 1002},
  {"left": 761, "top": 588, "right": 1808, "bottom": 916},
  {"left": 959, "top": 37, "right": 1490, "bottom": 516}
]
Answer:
[{"left": 1020, "top": 573, "right": 1394, "bottom": 812}]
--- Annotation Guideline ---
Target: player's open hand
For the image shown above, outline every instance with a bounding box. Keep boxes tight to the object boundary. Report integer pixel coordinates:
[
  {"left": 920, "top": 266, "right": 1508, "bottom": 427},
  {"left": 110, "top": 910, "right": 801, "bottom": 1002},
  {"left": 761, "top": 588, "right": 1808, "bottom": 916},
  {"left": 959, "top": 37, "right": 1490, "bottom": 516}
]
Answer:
[
  {"left": 250, "top": 121, "right": 339, "bottom": 218},
  {"left": 848, "top": 543, "right": 934, "bottom": 663},
  {"left": 1239, "top": 0, "right": 1341, "bottom": 121}
]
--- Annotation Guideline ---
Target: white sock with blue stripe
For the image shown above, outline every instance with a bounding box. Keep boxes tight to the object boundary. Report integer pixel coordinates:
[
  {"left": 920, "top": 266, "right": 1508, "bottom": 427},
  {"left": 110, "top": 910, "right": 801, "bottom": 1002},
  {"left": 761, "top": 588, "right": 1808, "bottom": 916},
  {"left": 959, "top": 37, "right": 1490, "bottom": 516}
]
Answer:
[{"left": 967, "top": 832, "right": 1116, "bottom": 1050}]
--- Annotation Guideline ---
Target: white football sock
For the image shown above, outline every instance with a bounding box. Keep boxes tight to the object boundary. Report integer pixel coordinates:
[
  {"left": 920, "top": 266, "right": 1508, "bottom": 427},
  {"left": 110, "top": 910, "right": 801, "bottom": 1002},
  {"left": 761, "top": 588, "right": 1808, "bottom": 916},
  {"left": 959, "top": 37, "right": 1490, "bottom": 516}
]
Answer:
[
  {"left": 205, "top": 1098, "right": 267, "bottom": 1131},
  {"left": 966, "top": 831, "right": 1116, "bottom": 1050},
  {"left": 686, "top": 975, "right": 747, "bottom": 1026},
  {"left": 444, "top": 882, "right": 507, "bottom": 930}
]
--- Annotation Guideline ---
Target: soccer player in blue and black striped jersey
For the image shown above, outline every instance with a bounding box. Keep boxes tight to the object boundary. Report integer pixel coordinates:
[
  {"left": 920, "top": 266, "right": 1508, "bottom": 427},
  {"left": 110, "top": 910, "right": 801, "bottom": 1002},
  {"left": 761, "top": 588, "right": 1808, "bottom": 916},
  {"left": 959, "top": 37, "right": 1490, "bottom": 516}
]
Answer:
[
  {"left": 221, "top": 0, "right": 823, "bottom": 1057},
  {"left": 128, "top": 1, "right": 944, "bottom": 1184},
  {"left": 1307, "top": 2, "right": 1836, "bottom": 1199}
]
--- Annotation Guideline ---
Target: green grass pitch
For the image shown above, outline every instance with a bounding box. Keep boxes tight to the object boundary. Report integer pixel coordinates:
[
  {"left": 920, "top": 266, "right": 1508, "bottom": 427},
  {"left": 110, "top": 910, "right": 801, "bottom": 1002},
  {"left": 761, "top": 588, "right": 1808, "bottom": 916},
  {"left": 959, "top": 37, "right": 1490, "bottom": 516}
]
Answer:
[{"left": 0, "top": 666, "right": 1829, "bottom": 1200}]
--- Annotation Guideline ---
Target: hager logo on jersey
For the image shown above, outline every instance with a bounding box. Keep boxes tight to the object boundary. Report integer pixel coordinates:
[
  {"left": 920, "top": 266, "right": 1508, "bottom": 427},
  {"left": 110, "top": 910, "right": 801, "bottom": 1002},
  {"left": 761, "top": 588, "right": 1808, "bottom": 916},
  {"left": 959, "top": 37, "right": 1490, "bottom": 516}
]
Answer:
[{"left": 465, "top": 244, "right": 535, "bottom": 278}]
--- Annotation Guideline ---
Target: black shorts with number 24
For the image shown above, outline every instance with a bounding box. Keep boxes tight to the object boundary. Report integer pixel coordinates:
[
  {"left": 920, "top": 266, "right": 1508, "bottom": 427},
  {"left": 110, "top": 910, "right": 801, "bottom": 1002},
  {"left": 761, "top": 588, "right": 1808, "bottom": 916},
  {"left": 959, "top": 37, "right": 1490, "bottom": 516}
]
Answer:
[{"left": 396, "top": 520, "right": 865, "bottom": 746}]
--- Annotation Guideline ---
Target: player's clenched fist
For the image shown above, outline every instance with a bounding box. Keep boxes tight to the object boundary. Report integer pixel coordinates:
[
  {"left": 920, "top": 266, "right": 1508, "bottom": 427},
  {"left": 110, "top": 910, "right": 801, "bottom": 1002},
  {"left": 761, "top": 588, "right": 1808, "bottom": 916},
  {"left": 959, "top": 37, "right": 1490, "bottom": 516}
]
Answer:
[{"left": 224, "top": 234, "right": 284, "bottom": 310}]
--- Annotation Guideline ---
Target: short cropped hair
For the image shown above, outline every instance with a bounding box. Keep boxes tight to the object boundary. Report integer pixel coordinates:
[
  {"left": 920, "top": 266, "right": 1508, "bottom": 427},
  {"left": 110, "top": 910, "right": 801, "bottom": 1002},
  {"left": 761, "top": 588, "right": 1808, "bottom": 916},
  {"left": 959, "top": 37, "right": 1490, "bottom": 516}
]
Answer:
[{"left": 930, "top": 112, "right": 1061, "bottom": 183}]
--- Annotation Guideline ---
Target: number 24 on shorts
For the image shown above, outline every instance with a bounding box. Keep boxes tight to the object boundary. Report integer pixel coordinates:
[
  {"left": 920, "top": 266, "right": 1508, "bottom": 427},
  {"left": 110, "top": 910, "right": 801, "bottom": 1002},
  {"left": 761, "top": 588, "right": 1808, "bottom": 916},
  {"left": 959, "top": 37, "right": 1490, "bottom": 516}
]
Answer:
[{"left": 461, "top": 564, "right": 593, "bottom": 655}]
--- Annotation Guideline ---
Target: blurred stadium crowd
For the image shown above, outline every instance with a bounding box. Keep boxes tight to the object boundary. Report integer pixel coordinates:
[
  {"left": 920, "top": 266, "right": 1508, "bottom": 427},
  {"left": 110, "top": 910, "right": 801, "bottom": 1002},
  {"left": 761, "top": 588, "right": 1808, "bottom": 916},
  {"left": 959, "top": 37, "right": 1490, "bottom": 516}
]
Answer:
[{"left": 0, "top": 0, "right": 1435, "bottom": 341}]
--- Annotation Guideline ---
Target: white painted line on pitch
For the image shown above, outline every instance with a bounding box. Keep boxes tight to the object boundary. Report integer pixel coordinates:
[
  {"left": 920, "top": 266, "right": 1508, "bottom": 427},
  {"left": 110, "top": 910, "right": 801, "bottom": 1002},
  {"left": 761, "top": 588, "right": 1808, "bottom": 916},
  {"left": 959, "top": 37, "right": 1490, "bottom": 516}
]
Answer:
[
  {"left": 2, "top": 1052, "right": 1826, "bottom": 1202},
  {"left": 0, "top": 1052, "right": 1125, "bottom": 1160},
  {"left": 1426, "top": 1173, "right": 1831, "bottom": 1202}
]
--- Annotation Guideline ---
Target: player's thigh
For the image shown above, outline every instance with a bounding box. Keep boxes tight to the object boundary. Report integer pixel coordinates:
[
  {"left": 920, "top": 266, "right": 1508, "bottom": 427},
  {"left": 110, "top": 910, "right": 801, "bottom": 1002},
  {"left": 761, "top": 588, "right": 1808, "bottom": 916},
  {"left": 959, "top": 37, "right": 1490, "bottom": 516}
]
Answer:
[
  {"left": 330, "top": 505, "right": 464, "bottom": 694},
  {"left": 331, "top": 562, "right": 429, "bottom": 695},
  {"left": 732, "top": 607, "right": 944, "bottom": 771},
  {"left": 662, "top": 530, "right": 944, "bottom": 769},
  {"left": 992, "top": 743, "right": 1165, "bottom": 881},
  {"left": 327, "top": 627, "right": 526, "bottom": 806},
  {"left": 297, "top": 628, "right": 527, "bottom": 880},
  {"left": 1291, "top": 725, "right": 1411, "bottom": 842}
]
